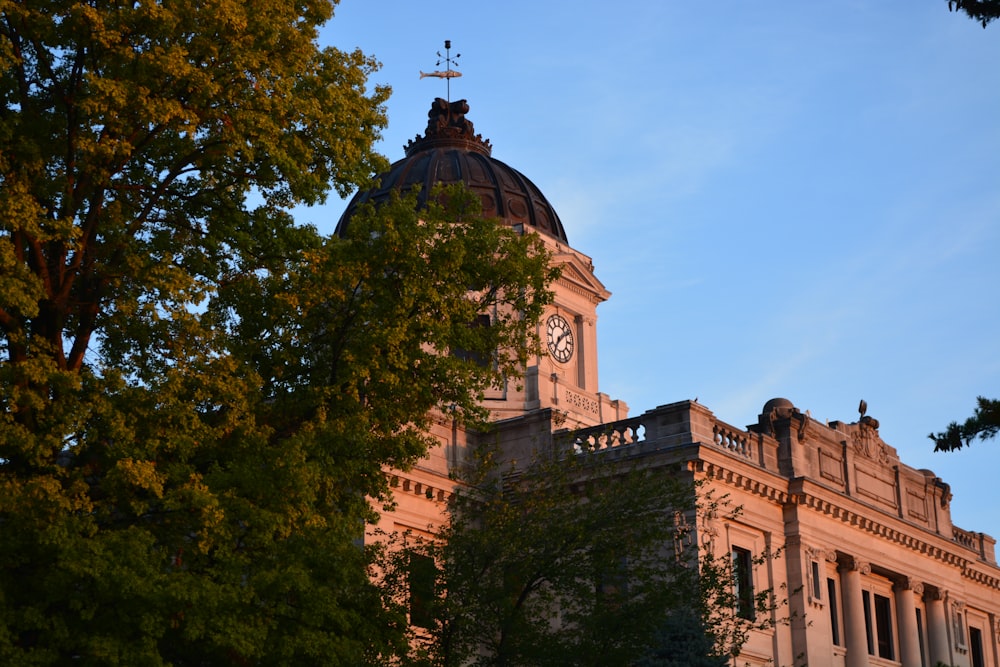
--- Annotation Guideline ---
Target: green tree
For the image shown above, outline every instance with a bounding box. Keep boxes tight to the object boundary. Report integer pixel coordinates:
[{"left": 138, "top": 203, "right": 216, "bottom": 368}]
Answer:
[
  {"left": 930, "top": 397, "right": 1000, "bottom": 451},
  {"left": 392, "top": 443, "right": 780, "bottom": 667},
  {"left": 948, "top": 0, "right": 1000, "bottom": 27},
  {"left": 0, "top": 0, "right": 557, "bottom": 662}
]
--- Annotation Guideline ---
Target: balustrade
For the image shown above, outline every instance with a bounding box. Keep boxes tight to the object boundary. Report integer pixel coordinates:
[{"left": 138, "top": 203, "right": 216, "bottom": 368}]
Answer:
[
  {"left": 563, "top": 416, "right": 647, "bottom": 453},
  {"left": 712, "top": 422, "right": 753, "bottom": 461},
  {"left": 953, "top": 526, "right": 984, "bottom": 557},
  {"left": 558, "top": 408, "right": 758, "bottom": 466}
]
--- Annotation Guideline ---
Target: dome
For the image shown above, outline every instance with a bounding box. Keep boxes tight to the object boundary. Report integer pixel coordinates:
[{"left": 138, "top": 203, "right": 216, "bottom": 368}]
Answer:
[
  {"left": 762, "top": 398, "right": 795, "bottom": 413},
  {"left": 334, "top": 98, "right": 568, "bottom": 243}
]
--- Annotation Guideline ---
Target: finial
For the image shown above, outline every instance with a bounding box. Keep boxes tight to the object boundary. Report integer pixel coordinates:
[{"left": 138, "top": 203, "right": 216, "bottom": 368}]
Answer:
[{"left": 419, "top": 39, "right": 462, "bottom": 102}]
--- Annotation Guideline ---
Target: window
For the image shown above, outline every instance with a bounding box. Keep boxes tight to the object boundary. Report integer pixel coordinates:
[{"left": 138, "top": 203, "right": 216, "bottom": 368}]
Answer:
[
  {"left": 408, "top": 553, "right": 437, "bottom": 629},
  {"left": 916, "top": 608, "right": 927, "bottom": 667},
  {"left": 452, "top": 314, "right": 492, "bottom": 368},
  {"left": 827, "top": 577, "right": 841, "bottom": 646},
  {"left": 862, "top": 589, "right": 895, "bottom": 660},
  {"left": 970, "top": 626, "right": 985, "bottom": 667},
  {"left": 732, "top": 546, "right": 755, "bottom": 620},
  {"left": 873, "top": 594, "right": 894, "bottom": 660},
  {"left": 596, "top": 553, "right": 629, "bottom": 609},
  {"left": 863, "top": 591, "right": 875, "bottom": 655},
  {"left": 811, "top": 561, "right": 822, "bottom": 600},
  {"left": 953, "top": 604, "right": 967, "bottom": 649}
]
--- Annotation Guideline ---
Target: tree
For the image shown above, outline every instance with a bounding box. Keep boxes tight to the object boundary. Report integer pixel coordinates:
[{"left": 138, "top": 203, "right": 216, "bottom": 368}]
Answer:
[
  {"left": 1, "top": 0, "right": 389, "bottom": 381},
  {"left": 930, "top": 397, "right": 1000, "bottom": 451},
  {"left": 0, "top": 0, "right": 557, "bottom": 661},
  {"left": 390, "top": 442, "right": 780, "bottom": 667},
  {"left": 948, "top": 0, "right": 1000, "bottom": 27}
]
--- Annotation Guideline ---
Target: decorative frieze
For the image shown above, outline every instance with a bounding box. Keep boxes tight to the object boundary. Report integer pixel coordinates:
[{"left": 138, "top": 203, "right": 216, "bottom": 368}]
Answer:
[{"left": 564, "top": 388, "right": 599, "bottom": 415}]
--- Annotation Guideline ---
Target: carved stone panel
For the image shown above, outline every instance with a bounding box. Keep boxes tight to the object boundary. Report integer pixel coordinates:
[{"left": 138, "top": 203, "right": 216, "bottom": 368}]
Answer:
[
  {"left": 855, "top": 466, "right": 898, "bottom": 508},
  {"left": 819, "top": 448, "right": 845, "bottom": 485},
  {"left": 906, "top": 489, "right": 928, "bottom": 522}
]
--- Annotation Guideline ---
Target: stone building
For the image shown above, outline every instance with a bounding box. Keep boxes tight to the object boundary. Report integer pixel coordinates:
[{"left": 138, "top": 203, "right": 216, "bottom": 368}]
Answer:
[{"left": 337, "top": 99, "right": 1000, "bottom": 667}]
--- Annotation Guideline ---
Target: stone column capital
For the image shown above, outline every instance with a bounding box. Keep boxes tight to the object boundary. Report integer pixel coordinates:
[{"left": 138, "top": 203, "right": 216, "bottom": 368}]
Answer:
[
  {"left": 923, "top": 586, "right": 945, "bottom": 602},
  {"left": 838, "top": 555, "right": 870, "bottom": 575},
  {"left": 893, "top": 577, "right": 924, "bottom": 595}
]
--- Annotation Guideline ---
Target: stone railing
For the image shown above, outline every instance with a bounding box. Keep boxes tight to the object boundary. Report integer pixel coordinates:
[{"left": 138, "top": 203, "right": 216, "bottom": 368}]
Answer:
[
  {"left": 953, "top": 526, "right": 993, "bottom": 561},
  {"left": 555, "top": 403, "right": 761, "bottom": 467},
  {"left": 560, "top": 415, "right": 648, "bottom": 453},
  {"left": 712, "top": 420, "right": 754, "bottom": 462}
]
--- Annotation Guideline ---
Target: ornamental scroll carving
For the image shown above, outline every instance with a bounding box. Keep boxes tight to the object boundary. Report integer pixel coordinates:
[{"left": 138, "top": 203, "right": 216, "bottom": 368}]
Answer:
[
  {"left": 853, "top": 400, "right": 889, "bottom": 463},
  {"left": 673, "top": 510, "right": 694, "bottom": 561},
  {"left": 763, "top": 402, "right": 811, "bottom": 442},
  {"left": 698, "top": 503, "right": 719, "bottom": 549},
  {"left": 805, "top": 547, "right": 837, "bottom": 564}
]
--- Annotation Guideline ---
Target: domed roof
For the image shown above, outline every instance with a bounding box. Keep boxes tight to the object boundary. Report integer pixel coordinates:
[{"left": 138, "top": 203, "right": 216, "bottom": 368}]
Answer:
[
  {"left": 762, "top": 398, "right": 795, "bottom": 413},
  {"left": 334, "top": 98, "right": 568, "bottom": 243}
]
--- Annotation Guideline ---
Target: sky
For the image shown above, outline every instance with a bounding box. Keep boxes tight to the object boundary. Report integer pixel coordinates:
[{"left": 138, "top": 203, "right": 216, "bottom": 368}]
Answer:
[{"left": 299, "top": 2, "right": 1000, "bottom": 535}]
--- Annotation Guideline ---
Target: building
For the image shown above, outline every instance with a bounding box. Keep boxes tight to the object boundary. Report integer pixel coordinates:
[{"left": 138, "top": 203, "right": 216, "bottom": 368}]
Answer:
[{"left": 337, "top": 98, "right": 1000, "bottom": 667}]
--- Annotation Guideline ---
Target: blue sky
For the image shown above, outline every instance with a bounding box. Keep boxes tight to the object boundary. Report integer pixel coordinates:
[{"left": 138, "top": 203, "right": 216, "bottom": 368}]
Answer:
[{"left": 300, "top": 2, "right": 1000, "bottom": 535}]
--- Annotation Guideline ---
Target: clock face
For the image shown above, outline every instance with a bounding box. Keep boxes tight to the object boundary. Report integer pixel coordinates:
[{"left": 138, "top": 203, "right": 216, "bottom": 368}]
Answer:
[{"left": 546, "top": 314, "right": 574, "bottom": 363}]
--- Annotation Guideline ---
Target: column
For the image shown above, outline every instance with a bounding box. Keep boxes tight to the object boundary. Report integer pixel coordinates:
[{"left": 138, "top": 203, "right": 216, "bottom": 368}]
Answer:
[
  {"left": 839, "top": 556, "right": 871, "bottom": 667},
  {"left": 893, "top": 578, "right": 923, "bottom": 667},
  {"left": 925, "top": 588, "right": 950, "bottom": 667}
]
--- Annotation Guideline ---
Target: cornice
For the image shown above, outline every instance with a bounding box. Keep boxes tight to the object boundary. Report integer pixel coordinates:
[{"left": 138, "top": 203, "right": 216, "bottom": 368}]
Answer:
[
  {"left": 963, "top": 565, "right": 1000, "bottom": 589},
  {"left": 386, "top": 469, "right": 455, "bottom": 505},
  {"left": 797, "top": 490, "right": 1000, "bottom": 591},
  {"left": 550, "top": 252, "right": 610, "bottom": 304},
  {"left": 694, "top": 457, "right": 1000, "bottom": 591},
  {"left": 698, "top": 459, "right": 791, "bottom": 505},
  {"left": 554, "top": 275, "right": 606, "bottom": 304}
]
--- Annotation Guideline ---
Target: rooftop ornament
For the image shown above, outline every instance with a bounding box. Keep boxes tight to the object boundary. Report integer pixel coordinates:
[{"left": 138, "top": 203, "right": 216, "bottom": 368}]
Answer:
[{"left": 420, "top": 39, "right": 462, "bottom": 102}]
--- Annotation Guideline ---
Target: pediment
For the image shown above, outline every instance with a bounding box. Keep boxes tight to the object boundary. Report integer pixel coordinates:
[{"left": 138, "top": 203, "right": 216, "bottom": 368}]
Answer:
[{"left": 552, "top": 250, "right": 610, "bottom": 303}]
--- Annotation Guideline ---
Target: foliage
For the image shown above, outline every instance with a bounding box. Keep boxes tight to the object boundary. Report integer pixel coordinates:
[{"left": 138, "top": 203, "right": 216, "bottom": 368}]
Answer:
[
  {"left": 948, "top": 0, "right": 1000, "bottom": 27},
  {"left": 388, "top": 442, "right": 781, "bottom": 667},
  {"left": 930, "top": 397, "right": 1000, "bottom": 451},
  {"left": 0, "top": 179, "right": 554, "bottom": 663},
  {"left": 0, "top": 0, "right": 389, "bottom": 380},
  {"left": 636, "top": 611, "right": 727, "bottom": 667},
  {"left": 0, "top": 1, "right": 557, "bottom": 661}
]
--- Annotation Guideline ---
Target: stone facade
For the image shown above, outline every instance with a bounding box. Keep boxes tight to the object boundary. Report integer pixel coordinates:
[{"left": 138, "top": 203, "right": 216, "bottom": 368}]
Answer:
[
  {"left": 377, "top": 393, "right": 1000, "bottom": 666},
  {"left": 560, "top": 399, "right": 1000, "bottom": 667},
  {"left": 357, "top": 99, "right": 1000, "bottom": 667}
]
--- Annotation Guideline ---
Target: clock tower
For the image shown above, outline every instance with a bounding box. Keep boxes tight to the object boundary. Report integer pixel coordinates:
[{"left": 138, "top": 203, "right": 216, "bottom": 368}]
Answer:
[
  {"left": 336, "top": 98, "right": 626, "bottom": 429},
  {"left": 337, "top": 97, "right": 628, "bottom": 550}
]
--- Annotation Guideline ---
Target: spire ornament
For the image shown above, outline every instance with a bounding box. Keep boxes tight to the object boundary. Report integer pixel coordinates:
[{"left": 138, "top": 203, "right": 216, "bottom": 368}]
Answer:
[{"left": 420, "top": 40, "right": 462, "bottom": 102}]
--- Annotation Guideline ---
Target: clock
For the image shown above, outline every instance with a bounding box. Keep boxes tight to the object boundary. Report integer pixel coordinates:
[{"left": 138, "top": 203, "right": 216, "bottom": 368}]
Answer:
[{"left": 546, "top": 314, "right": 574, "bottom": 363}]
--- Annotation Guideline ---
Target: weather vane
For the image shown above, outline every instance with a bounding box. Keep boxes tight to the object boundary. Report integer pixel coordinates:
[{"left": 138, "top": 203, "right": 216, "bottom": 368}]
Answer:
[{"left": 420, "top": 39, "right": 462, "bottom": 102}]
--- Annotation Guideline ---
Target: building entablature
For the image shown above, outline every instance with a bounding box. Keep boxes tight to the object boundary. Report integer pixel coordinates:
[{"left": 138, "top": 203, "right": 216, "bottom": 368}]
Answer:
[
  {"left": 555, "top": 398, "right": 999, "bottom": 570},
  {"left": 789, "top": 478, "right": 999, "bottom": 577},
  {"left": 387, "top": 469, "right": 454, "bottom": 506},
  {"left": 699, "top": 457, "right": 1000, "bottom": 588}
]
